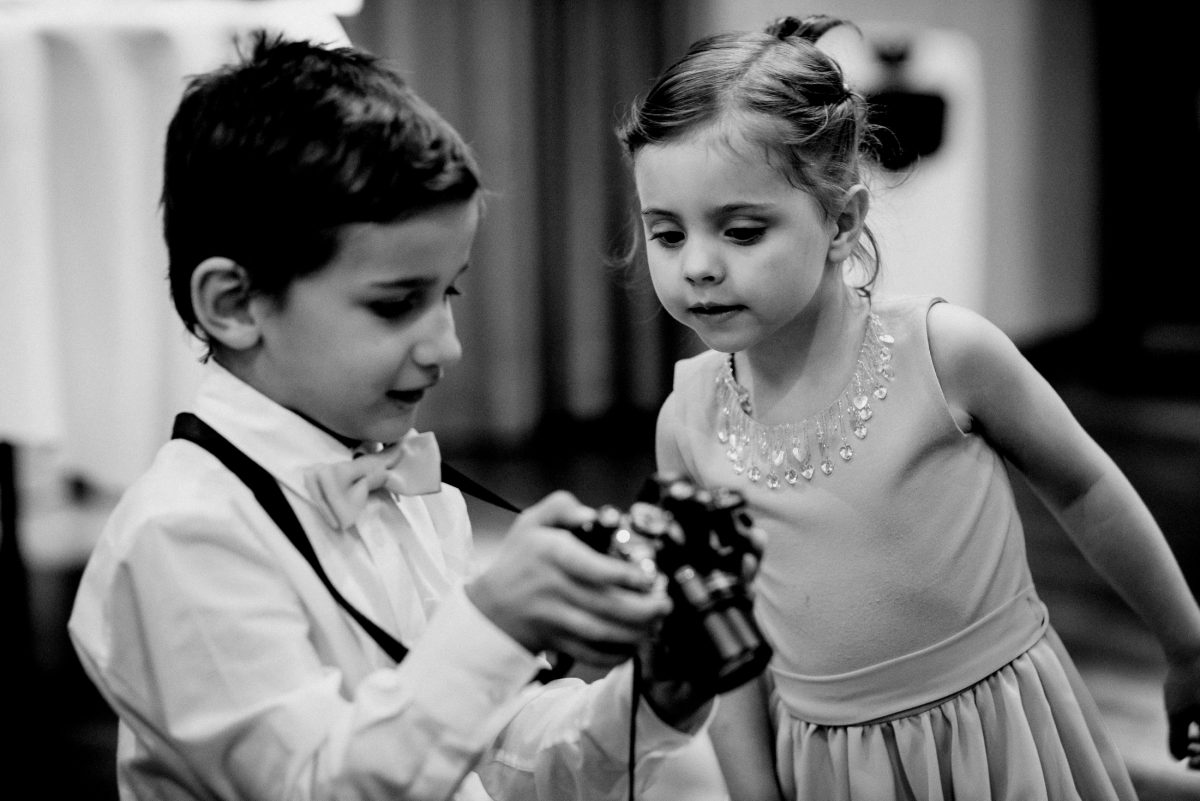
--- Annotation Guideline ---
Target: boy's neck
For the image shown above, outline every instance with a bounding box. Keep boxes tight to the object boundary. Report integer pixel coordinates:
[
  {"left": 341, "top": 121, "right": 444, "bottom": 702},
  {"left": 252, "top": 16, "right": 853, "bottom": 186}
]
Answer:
[
  {"left": 211, "top": 352, "right": 363, "bottom": 450},
  {"left": 290, "top": 410, "right": 362, "bottom": 450}
]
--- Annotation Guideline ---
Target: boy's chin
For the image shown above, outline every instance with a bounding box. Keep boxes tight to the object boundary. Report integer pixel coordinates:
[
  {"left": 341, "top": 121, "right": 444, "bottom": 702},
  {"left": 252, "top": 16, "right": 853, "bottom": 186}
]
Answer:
[
  {"left": 304, "top": 414, "right": 417, "bottom": 447},
  {"left": 364, "top": 414, "right": 422, "bottom": 444}
]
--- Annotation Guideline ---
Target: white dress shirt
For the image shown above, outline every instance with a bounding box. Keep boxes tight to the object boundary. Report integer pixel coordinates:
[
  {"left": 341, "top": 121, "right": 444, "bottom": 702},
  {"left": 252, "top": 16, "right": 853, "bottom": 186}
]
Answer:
[{"left": 68, "top": 361, "right": 704, "bottom": 801}]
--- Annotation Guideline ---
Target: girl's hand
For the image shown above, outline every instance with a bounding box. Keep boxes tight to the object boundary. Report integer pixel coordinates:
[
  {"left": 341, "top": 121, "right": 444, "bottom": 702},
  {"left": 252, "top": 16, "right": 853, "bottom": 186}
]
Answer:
[
  {"left": 1165, "top": 652, "right": 1200, "bottom": 768},
  {"left": 466, "top": 491, "right": 671, "bottom": 668}
]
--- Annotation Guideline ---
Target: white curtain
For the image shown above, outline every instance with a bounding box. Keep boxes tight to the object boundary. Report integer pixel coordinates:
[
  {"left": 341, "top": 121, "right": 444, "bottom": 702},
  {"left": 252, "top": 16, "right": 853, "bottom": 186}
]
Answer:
[
  {"left": 1, "top": 0, "right": 703, "bottom": 490},
  {"left": 0, "top": 1, "right": 356, "bottom": 490}
]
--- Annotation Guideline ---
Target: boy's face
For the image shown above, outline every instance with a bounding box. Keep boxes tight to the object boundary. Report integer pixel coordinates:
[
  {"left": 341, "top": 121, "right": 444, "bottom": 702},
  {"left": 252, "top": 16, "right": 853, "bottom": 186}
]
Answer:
[{"left": 248, "top": 200, "right": 477, "bottom": 444}]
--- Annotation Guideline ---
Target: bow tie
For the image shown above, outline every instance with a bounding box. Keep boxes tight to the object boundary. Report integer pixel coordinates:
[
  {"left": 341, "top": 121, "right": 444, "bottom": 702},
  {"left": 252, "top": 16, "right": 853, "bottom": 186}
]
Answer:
[{"left": 303, "top": 431, "right": 442, "bottom": 530}]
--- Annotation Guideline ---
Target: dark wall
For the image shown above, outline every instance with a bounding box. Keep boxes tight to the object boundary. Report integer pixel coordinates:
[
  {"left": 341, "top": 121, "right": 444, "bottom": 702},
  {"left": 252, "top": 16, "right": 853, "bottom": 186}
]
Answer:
[{"left": 1094, "top": 1, "right": 1200, "bottom": 397}]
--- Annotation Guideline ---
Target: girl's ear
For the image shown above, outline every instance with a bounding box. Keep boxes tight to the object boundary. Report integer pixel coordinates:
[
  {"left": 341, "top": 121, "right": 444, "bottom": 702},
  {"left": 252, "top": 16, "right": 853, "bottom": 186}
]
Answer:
[
  {"left": 828, "top": 184, "right": 869, "bottom": 264},
  {"left": 191, "top": 257, "right": 262, "bottom": 351}
]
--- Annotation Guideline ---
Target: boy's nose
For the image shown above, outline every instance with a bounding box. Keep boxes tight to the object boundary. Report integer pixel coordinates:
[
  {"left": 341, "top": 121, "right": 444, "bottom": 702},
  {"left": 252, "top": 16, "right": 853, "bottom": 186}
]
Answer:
[
  {"left": 682, "top": 244, "right": 724, "bottom": 285},
  {"left": 412, "top": 303, "right": 463, "bottom": 368}
]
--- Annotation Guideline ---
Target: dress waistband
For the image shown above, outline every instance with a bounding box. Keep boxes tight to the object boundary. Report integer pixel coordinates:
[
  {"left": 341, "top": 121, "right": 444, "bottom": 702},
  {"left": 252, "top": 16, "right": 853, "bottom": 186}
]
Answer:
[{"left": 769, "top": 587, "right": 1048, "bottom": 726}]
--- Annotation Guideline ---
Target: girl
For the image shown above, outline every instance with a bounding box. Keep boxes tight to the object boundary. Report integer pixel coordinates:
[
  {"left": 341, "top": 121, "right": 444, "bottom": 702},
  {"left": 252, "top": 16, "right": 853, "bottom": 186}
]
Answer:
[{"left": 618, "top": 13, "right": 1200, "bottom": 800}]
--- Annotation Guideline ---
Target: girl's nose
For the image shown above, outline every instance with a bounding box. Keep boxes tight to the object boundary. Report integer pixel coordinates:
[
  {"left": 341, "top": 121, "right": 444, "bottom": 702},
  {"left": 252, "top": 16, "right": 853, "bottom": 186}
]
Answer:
[
  {"left": 682, "top": 243, "right": 724, "bottom": 285},
  {"left": 412, "top": 302, "right": 463, "bottom": 369}
]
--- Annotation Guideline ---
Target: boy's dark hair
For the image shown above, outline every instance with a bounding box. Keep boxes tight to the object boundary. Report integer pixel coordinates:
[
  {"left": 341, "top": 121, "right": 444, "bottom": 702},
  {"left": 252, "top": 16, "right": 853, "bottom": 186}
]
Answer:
[{"left": 163, "top": 31, "right": 481, "bottom": 344}]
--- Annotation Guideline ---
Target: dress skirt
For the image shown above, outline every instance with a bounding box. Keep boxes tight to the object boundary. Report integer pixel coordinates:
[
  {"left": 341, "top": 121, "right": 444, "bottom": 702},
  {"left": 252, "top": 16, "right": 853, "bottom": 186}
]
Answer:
[{"left": 770, "top": 628, "right": 1138, "bottom": 800}]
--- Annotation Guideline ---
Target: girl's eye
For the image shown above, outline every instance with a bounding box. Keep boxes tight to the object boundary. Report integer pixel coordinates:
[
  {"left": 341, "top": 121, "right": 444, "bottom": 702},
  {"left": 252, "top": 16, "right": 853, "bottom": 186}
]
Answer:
[
  {"left": 727, "top": 227, "right": 765, "bottom": 244},
  {"left": 648, "top": 229, "right": 684, "bottom": 247}
]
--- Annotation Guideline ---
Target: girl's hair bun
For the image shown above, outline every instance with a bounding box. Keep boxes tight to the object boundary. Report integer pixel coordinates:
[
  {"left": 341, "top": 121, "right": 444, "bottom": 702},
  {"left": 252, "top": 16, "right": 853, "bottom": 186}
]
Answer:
[
  {"left": 764, "top": 14, "right": 846, "bottom": 44},
  {"left": 765, "top": 16, "right": 803, "bottom": 39}
]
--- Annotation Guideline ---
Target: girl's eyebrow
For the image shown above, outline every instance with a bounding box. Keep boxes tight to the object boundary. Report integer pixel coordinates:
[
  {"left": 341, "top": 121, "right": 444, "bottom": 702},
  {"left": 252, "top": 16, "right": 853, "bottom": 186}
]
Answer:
[
  {"left": 640, "top": 202, "right": 774, "bottom": 218},
  {"left": 715, "top": 202, "right": 773, "bottom": 215},
  {"left": 640, "top": 207, "right": 675, "bottom": 218}
]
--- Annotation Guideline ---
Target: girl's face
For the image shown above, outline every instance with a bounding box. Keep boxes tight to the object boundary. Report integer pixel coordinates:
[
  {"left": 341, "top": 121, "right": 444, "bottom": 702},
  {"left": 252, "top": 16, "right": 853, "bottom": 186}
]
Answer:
[
  {"left": 633, "top": 129, "right": 841, "bottom": 355},
  {"left": 248, "top": 200, "right": 477, "bottom": 444}
]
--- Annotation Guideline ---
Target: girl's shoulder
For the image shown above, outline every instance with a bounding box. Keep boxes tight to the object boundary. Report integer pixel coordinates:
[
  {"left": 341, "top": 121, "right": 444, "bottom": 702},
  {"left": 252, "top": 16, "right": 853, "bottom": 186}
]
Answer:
[
  {"left": 870, "top": 293, "right": 945, "bottom": 332},
  {"left": 671, "top": 347, "right": 728, "bottom": 391}
]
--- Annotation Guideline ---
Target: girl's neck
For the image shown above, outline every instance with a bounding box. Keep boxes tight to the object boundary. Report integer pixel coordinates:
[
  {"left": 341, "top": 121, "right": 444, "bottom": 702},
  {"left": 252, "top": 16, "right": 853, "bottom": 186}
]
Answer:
[{"left": 735, "top": 284, "right": 867, "bottom": 424}]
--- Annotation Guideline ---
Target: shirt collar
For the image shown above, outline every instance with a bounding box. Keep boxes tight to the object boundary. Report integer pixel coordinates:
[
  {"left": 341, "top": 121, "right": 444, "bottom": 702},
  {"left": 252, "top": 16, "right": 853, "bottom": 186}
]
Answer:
[{"left": 191, "top": 360, "right": 369, "bottom": 502}]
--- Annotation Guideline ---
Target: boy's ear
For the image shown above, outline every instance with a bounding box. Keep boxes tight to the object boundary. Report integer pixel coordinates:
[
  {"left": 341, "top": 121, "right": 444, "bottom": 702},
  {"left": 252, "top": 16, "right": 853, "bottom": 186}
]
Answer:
[
  {"left": 191, "top": 257, "right": 262, "bottom": 351},
  {"left": 828, "top": 184, "right": 869, "bottom": 264}
]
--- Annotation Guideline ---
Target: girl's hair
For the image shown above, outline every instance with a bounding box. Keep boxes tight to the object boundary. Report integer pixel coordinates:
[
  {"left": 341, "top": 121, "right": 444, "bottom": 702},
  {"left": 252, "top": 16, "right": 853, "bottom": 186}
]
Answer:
[
  {"left": 617, "top": 14, "right": 880, "bottom": 293},
  {"left": 163, "top": 31, "right": 481, "bottom": 346}
]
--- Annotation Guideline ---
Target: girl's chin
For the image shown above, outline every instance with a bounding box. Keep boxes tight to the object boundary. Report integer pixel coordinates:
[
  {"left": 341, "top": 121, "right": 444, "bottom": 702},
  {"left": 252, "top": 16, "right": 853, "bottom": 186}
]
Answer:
[{"left": 694, "top": 331, "right": 747, "bottom": 354}]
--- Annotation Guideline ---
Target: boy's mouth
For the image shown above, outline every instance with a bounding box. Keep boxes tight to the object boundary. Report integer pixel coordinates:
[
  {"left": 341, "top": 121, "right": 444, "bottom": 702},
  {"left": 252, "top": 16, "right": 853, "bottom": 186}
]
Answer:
[{"left": 387, "top": 388, "right": 427, "bottom": 405}]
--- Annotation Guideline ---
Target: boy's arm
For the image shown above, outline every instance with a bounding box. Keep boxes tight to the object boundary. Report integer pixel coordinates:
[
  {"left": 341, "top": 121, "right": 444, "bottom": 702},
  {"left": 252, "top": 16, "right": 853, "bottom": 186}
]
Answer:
[
  {"left": 476, "top": 660, "right": 716, "bottom": 801},
  {"left": 928, "top": 302, "right": 1200, "bottom": 732},
  {"left": 67, "top": 492, "right": 549, "bottom": 801}
]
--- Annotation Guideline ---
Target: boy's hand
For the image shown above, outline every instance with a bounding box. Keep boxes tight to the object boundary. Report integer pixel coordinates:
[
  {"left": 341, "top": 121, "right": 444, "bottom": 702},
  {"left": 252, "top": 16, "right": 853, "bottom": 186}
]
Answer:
[{"left": 466, "top": 491, "right": 671, "bottom": 668}]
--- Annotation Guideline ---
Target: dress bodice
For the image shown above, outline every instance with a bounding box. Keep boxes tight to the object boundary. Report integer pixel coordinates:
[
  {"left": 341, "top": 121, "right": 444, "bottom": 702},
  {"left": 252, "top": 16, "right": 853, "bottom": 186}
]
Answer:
[{"left": 659, "top": 296, "right": 1040, "bottom": 698}]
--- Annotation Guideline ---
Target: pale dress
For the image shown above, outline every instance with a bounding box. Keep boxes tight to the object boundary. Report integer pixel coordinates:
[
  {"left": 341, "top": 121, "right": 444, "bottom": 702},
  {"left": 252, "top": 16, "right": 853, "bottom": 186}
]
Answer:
[{"left": 656, "top": 295, "right": 1138, "bottom": 800}]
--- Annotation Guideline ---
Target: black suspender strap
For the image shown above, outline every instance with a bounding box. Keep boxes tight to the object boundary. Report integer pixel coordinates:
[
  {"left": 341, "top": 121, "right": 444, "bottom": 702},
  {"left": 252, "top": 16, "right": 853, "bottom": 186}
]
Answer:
[
  {"left": 171, "top": 412, "right": 409, "bottom": 663},
  {"left": 170, "top": 412, "right": 568, "bottom": 683},
  {"left": 173, "top": 413, "right": 633, "bottom": 800}
]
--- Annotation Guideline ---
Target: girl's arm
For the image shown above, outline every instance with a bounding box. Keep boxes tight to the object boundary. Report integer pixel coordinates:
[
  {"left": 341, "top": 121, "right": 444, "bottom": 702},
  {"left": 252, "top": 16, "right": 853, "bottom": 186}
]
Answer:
[
  {"left": 655, "top": 397, "right": 785, "bottom": 800},
  {"left": 927, "top": 302, "right": 1200, "bottom": 728},
  {"left": 708, "top": 675, "right": 786, "bottom": 801}
]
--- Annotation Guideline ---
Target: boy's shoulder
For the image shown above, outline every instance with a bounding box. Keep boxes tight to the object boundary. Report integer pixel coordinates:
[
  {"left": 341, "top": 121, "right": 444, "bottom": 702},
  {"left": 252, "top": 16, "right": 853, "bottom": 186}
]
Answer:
[
  {"left": 96, "top": 439, "right": 267, "bottom": 557},
  {"left": 100, "top": 436, "right": 471, "bottom": 555}
]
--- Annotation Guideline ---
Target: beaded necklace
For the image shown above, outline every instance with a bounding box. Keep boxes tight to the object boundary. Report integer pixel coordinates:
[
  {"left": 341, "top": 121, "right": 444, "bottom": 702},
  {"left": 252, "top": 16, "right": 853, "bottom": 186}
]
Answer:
[{"left": 716, "top": 311, "right": 895, "bottom": 488}]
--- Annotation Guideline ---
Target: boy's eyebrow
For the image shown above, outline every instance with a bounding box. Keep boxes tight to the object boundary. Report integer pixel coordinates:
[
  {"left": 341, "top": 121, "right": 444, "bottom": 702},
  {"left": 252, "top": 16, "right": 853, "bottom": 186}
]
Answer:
[{"left": 368, "top": 262, "right": 470, "bottom": 289}]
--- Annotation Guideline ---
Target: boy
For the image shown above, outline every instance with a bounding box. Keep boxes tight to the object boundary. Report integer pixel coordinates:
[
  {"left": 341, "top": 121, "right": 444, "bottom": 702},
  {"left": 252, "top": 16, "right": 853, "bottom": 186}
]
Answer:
[{"left": 68, "top": 33, "right": 713, "bottom": 801}]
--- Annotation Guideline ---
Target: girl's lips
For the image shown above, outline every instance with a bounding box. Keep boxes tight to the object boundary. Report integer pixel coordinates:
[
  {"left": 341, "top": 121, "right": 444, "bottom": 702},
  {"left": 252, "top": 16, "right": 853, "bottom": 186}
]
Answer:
[{"left": 690, "top": 304, "right": 744, "bottom": 320}]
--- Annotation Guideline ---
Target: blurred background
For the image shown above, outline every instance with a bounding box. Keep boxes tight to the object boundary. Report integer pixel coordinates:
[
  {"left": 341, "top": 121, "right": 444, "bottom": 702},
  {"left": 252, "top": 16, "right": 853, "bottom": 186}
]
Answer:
[{"left": 2, "top": 0, "right": 1197, "bottom": 798}]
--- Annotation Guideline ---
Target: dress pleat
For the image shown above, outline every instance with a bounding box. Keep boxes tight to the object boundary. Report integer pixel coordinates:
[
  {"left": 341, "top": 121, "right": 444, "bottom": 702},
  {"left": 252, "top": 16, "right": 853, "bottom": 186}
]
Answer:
[{"left": 771, "top": 637, "right": 1138, "bottom": 800}]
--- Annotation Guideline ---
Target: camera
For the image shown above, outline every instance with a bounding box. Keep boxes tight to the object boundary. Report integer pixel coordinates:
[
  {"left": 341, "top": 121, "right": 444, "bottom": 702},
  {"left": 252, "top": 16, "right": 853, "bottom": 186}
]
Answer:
[{"left": 571, "top": 474, "right": 772, "bottom": 694}]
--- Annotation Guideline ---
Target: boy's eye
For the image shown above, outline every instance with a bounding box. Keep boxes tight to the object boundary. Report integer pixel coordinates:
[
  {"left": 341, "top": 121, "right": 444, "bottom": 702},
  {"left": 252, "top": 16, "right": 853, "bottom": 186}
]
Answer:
[
  {"left": 726, "top": 227, "right": 765, "bottom": 244},
  {"left": 368, "top": 297, "right": 418, "bottom": 319},
  {"left": 648, "top": 229, "right": 684, "bottom": 247}
]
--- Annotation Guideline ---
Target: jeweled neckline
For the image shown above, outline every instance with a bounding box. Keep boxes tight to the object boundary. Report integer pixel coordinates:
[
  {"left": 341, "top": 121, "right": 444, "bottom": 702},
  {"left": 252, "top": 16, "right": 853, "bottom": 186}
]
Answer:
[{"left": 715, "top": 311, "right": 895, "bottom": 487}]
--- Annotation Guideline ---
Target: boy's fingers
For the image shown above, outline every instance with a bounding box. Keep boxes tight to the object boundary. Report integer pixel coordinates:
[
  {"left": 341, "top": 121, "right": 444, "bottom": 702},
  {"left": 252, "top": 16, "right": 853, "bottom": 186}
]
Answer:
[
  {"left": 548, "top": 531, "right": 659, "bottom": 591},
  {"left": 540, "top": 607, "right": 652, "bottom": 667},
  {"left": 521, "top": 490, "right": 591, "bottom": 527}
]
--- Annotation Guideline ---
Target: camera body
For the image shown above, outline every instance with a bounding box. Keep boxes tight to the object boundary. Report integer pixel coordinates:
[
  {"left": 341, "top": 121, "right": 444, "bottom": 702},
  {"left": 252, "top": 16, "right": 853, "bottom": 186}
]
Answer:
[{"left": 571, "top": 474, "right": 772, "bottom": 694}]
